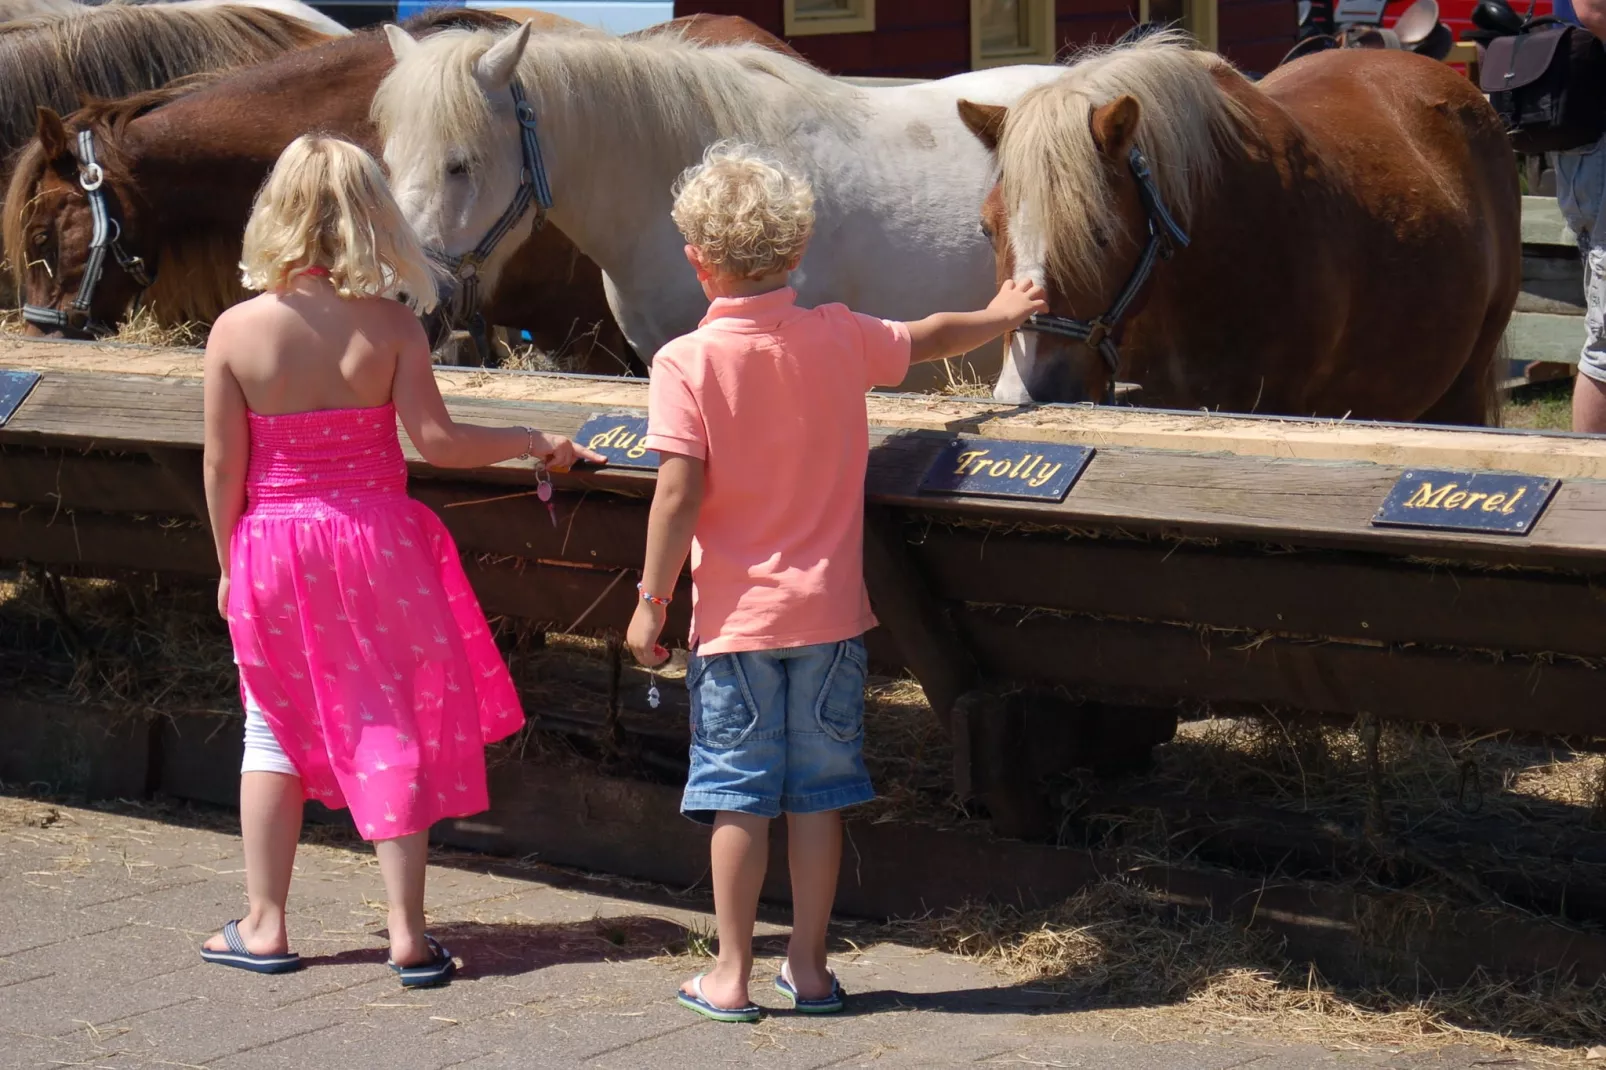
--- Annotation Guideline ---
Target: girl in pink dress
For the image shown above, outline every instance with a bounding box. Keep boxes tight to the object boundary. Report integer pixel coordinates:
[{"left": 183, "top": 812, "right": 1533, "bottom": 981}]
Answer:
[{"left": 200, "top": 134, "right": 602, "bottom": 985}]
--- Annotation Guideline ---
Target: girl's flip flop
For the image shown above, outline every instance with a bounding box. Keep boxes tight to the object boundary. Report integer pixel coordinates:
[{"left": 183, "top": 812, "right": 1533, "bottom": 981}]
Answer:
[
  {"left": 199, "top": 920, "right": 302, "bottom": 974},
  {"left": 388, "top": 935, "right": 456, "bottom": 988},
  {"left": 677, "top": 974, "right": 761, "bottom": 1023},
  {"left": 774, "top": 961, "right": 845, "bottom": 1014}
]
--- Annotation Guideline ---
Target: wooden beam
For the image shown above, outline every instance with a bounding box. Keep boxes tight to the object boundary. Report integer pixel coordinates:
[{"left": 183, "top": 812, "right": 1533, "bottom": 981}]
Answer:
[
  {"left": 11, "top": 342, "right": 1606, "bottom": 480},
  {"left": 959, "top": 606, "right": 1606, "bottom": 738}
]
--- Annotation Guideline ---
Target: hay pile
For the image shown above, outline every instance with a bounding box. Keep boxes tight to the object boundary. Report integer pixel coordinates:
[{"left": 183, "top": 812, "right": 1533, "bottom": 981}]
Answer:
[{"left": 908, "top": 880, "right": 1606, "bottom": 1062}]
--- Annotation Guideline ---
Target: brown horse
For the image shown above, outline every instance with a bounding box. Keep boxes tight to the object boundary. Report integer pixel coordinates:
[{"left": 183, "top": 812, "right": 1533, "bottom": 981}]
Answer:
[
  {"left": 3, "top": 10, "right": 797, "bottom": 375},
  {"left": 958, "top": 35, "right": 1520, "bottom": 425},
  {"left": 0, "top": 2, "right": 331, "bottom": 306}
]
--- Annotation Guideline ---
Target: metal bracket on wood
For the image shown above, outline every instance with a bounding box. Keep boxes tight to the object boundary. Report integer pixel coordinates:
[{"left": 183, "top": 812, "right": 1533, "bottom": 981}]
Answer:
[{"left": 862, "top": 507, "right": 979, "bottom": 734}]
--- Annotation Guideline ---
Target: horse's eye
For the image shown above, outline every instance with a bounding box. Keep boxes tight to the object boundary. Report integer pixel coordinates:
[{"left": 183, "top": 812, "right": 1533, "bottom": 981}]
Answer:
[
  {"left": 32, "top": 232, "right": 47, "bottom": 245},
  {"left": 979, "top": 222, "right": 994, "bottom": 240},
  {"left": 445, "top": 159, "right": 470, "bottom": 177}
]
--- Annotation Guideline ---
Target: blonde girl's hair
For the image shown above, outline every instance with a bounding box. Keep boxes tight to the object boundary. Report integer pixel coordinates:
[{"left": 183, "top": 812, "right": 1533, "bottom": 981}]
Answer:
[
  {"left": 670, "top": 140, "right": 814, "bottom": 282},
  {"left": 240, "top": 134, "right": 439, "bottom": 311}
]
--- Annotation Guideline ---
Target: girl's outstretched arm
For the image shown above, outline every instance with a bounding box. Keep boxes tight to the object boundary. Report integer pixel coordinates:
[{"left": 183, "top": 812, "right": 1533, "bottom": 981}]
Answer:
[{"left": 391, "top": 311, "right": 602, "bottom": 469}]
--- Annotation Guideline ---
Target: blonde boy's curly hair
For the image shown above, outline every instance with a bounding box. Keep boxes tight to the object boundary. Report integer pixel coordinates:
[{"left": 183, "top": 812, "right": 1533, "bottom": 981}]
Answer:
[{"left": 670, "top": 141, "right": 815, "bottom": 282}]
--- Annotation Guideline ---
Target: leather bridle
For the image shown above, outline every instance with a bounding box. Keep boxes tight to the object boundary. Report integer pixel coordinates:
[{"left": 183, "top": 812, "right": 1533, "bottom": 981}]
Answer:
[
  {"left": 22, "top": 128, "right": 153, "bottom": 335},
  {"left": 430, "top": 79, "right": 553, "bottom": 355},
  {"left": 1017, "top": 145, "right": 1189, "bottom": 403}
]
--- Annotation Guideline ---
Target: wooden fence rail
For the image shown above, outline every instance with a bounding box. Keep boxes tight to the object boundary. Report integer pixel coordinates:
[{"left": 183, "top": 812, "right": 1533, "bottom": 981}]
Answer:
[{"left": 2, "top": 339, "right": 1604, "bottom": 831}]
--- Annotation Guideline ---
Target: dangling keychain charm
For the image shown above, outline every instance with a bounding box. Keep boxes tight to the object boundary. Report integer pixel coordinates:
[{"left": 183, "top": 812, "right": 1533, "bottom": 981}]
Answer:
[
  {"left": 535, "top": 463, "right": 557, "bottom": 527},
  {"left": 647, "top": 667, "right": 661, "bottom": 710}
]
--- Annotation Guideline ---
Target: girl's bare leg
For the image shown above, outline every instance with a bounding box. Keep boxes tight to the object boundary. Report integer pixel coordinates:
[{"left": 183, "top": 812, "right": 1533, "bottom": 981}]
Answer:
[
  {"left": 204, "top": 771, "right": 303, "bottom": 955},
  {"left": 374, "top": 830, "right": 432, "bottom": 967}
]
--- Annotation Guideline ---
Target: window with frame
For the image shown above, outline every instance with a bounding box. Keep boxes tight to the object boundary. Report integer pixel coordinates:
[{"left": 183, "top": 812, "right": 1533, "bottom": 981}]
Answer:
[
  {"left": 971, "top": 0, "right": 1058, "bottom": 68},
  {"left": 783, "top": 0, "right": 875, "bottom": 36},
  {"left": 1138, "top": 0, "right": 1219, "bottom": 50}
]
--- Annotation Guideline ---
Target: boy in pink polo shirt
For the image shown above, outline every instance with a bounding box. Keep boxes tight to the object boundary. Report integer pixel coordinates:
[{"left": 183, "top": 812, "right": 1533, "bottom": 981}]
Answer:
[{"left": 626, "top": 142, "right": 1045, "bottom": 1023}]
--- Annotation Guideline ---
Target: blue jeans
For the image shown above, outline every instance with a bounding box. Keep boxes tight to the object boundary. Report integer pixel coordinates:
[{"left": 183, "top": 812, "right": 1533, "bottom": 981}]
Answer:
[{"left": 681, "top": 637, "right": 874, "bottom": 826}]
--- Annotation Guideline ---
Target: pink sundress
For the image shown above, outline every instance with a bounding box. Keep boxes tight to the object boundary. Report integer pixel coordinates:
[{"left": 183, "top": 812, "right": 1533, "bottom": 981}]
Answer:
[{"left": 227, "top": 403, "right": 523, "bottom": 840}]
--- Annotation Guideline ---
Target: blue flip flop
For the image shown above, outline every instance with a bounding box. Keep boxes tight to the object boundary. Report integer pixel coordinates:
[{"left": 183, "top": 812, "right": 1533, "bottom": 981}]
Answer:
[
  {"left": 677, "top": 974, "right": 762, "bottom": 1023},
  {"left": 774, "top": 962, "right": 845, "bottom": 1014},
  {"left": 199, "top": 920, "right": 302, "bottom": 975},
  {"left": 388, "top": 935, "right": 455, "bottom": 988}
]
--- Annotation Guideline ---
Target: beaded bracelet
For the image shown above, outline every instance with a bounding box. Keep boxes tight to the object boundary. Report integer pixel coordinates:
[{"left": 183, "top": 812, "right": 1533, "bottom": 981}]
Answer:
[{"left": 637, "top": 583, "right": 671, "bottom": 607}]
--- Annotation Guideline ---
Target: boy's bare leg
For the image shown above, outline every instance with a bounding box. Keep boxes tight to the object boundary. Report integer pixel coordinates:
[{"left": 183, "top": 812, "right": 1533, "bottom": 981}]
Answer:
[
  {"left": 785, "top": 809, "right": 841, "bottom": 1000},
  {"left": 374, "top": 830, "right": 432, "bottom": 968},
  {"left": 684, "top": 811, "right": 770, "bottom": 1009},
  {"left": 203, "top": 771, "right": 303, "bottom": 955}
]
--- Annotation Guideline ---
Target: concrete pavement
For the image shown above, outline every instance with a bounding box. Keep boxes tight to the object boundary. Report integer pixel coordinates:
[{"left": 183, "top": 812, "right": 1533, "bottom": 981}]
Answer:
[{"left": 0, "top": 793, "right": 1560, "bottom": 1069}]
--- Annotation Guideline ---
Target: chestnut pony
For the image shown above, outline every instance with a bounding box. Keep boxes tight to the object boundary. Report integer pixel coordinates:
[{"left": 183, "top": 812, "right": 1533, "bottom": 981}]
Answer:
[
  {"left": 3, "top": 11, "right": 796, "bottom": 374},
  {"left": 960, "top": 35, "right": 1520, "bottom": 425}
]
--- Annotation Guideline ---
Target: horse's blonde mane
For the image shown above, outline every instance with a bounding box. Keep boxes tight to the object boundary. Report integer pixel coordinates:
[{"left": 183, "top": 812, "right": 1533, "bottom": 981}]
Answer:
[
  {"left": 373, "top": 26, "right": 859, "bottom": 183},
  {"left": 0, "top": 3, "right": 331, "bottom": 166},
  {"left": 1000, "top": 31, "right": 1245, "bottom": 293}
]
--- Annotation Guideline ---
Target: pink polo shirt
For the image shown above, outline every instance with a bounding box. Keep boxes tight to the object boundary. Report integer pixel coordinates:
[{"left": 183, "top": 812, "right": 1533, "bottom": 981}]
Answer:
[{"left": 643, "top": 287, "right": 912, "bottom": 655}]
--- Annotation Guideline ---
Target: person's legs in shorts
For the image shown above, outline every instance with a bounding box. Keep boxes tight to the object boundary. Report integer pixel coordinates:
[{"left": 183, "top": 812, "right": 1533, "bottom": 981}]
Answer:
[
  {"left": 203, "top": 685, "right": 304, "bottom": 959},
  {"left": 1575, "top": 235, "right": 1606, "bottom": 433},
  {"left": 680, "top": 648, "right": 788, "bottom": 1013},
  {"left": 780, "top": 637, "right": 874, "bottom": 1002}
]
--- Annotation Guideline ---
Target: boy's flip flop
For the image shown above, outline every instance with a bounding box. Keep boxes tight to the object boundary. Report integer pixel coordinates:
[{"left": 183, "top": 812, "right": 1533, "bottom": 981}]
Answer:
[
  {"left": 199, "top": 920, "right": 302, "bottom": 975},
  {"left": 774, "top": 962, "right": 845, "bottom": 1014},
  {"left": 677, "top": 974, "right": 761, "bottom": 1023},
  {"left": 388, "top": 935, "right": 456, "bottom": 988}
]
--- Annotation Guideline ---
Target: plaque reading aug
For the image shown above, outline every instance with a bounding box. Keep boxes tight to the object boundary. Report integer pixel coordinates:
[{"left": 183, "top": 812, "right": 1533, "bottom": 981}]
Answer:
[
  {"left": 0, "top": 370, "right": 41, "bottom": 427},
  {"left": 919, "top": 438, "right": 1093, "bottom": 502},
  {"left": 1371, "top": 469, "right": 1558, "bottom": 536},
  {"left": 575, "top": 413, "right": 660, "bottom": 470}
]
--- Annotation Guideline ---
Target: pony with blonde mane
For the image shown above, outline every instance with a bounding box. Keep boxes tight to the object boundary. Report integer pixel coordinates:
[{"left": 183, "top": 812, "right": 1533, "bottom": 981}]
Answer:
[
  {"left": 960, "top": 33, "right": 1519, "bottom": 423},
  {"left": 373, "top": 22, "right": 1069, "bottom": 389}
]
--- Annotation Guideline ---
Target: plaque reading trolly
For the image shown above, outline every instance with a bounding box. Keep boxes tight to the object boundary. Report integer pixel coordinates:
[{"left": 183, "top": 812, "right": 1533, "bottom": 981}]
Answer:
[
  {"left": 1371, "top": 469, "right": 1558, "bottom": 536},
  {"left": 918, "top": 438, "right": 1093, "bottom": 502},
  {"left": 574, "top": 413, "right": 660, "bottom": 470},
  {"left": 0, "top": 370, "right": 40, "bottom": 427}
]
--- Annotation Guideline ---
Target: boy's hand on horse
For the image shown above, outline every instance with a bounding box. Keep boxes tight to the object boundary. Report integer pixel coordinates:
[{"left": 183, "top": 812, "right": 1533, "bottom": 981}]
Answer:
[
  {"left": 988, "top": 278, "right": 1049, "bottom": 328},
  {"left": 532, "top": 431, "right": 607, "bottom": 473}
]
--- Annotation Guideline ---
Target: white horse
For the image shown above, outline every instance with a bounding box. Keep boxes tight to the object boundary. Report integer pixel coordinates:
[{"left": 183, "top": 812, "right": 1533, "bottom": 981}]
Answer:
[{"left": 373, "top": 23, "right": 1064, "bottom": 389}]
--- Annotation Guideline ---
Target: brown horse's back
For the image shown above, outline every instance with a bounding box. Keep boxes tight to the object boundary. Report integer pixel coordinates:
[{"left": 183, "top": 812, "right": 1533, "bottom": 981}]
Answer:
[
  {"left": 1257, "top": 50, "right": 1520, "bottom": 422},
  {"left": 1134, "top": 50, "right": 1517, "bottom": 423}
]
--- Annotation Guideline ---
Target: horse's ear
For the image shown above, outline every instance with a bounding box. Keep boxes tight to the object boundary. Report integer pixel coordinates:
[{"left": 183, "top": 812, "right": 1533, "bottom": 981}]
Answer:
[
  {"left": 35, "top": 106, "right": 71, "bottom": 163},
  {"left": 1090, "top": 95, "right": 1141, "bottom": 158},
  {"left": 384, "top": 23, "right": 420, "bottom": 60},
  {"left": 957, "top": 99, "right": 1008, "bottom": 152},
  {"left": 475, "top": 20, "right": 532, "bottom": 88}
]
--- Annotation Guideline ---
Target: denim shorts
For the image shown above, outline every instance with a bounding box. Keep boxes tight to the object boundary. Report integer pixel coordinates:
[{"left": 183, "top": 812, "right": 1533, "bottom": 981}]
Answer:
[{"left": 681, "top": 636, "right": 874, "bottom": 825}]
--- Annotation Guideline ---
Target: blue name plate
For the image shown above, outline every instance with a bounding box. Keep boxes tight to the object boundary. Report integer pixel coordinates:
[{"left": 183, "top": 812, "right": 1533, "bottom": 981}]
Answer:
[
  {"left": 0, "top": 370, "right": 41, "bottom": 427},
  {"left": 1371, "top": 468, "right": 1557, "bottom": 535},
  {"left": 919, "top": 438, "right": 1093, "bottom": 502},
  {"left": 575, "top": 413, "right": 660, "bottom": 470}
]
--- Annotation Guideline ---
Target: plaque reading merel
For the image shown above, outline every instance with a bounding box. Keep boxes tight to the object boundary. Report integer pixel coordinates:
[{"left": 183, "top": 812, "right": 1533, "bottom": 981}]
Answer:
[
  {"left": 919, "top": 438, "right": 1093, "bottom": 502},
  {"left": 575, "top": 413, "right": 660, "bottom": 470},
  {"left": 0, "top": 370, "right": 41, "bottom": 427},
  {"left": 1371, "top": 469, "right": 1557, "bottom": 536}
]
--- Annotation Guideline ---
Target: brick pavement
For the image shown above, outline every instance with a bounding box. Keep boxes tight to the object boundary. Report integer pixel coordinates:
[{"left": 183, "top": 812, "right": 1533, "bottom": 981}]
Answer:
[{"left": 0, "top": 794, "right": 1559, "bottom": 1069}]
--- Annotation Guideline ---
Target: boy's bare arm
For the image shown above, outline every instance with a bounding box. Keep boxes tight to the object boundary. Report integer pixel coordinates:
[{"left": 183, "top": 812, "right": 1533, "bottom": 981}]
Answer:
[
  {"left": 628, "top": 453, "right": 706, "bottom": 665},
  {"left": 905, "top": 279, "right": 1048, "bottom": 364}
]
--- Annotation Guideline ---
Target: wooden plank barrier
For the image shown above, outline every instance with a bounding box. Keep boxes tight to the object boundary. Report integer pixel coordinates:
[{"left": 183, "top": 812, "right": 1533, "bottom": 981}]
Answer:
[{"left": 2, "top": 338, "right": 1605, "bottom": 832}]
